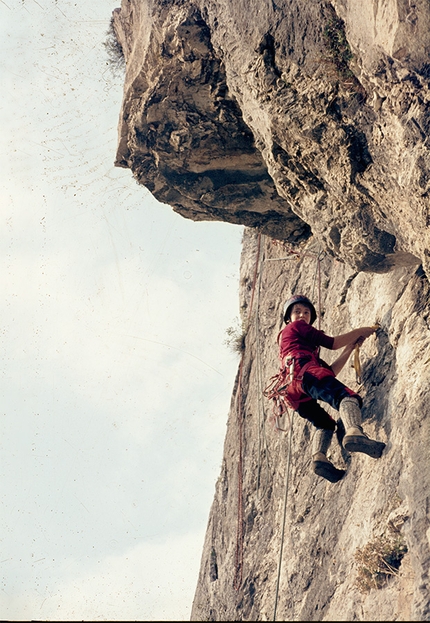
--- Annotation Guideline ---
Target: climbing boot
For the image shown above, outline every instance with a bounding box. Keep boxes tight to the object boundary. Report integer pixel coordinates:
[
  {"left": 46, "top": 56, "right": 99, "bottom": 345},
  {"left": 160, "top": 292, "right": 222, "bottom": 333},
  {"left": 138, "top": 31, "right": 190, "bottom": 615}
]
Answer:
[
  {"left": 311, "top": 428, "right": 344, "bottom": 482},
  {"left": 312, "top": 452, "right": 346, "bottom": 483},
  {"left": 339, "top": 397, "right": 386, "bottom": 459},
  {"left": 343, "top": 427, "right": 386, "bottom": 458}
]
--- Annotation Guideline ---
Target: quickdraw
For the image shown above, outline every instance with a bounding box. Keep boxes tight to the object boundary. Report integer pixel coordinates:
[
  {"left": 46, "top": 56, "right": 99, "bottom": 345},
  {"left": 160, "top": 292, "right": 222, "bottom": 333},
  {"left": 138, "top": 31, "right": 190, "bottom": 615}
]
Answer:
[
  {"left": 353, "top": 324, "right": 379, "bottom": 385},
  {"left": 354, "top": 344, "right": 362, "bottom": 384},
  {"left": 263, "top": 357, "right": 295, "bottom": 430}
]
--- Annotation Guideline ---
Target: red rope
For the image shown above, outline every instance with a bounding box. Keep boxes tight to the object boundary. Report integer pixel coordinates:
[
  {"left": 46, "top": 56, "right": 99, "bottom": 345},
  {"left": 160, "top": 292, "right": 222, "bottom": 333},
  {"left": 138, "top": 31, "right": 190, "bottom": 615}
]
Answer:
[
  {"left": 233, "top": 355, "right": 245, "bottom": 591},
  {"left": 233, "top": 232, "right": 261, "bottom": 591},
  {"left": 317, "top": 252, "right": 322, "bottom": 330}
]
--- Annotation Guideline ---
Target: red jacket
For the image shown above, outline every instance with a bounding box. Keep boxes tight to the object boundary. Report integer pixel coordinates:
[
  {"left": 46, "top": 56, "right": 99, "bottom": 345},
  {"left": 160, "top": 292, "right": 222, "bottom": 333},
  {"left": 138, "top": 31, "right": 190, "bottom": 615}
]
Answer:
[{"left": 278, "top": 320, "right": 336, "bottom": 409}]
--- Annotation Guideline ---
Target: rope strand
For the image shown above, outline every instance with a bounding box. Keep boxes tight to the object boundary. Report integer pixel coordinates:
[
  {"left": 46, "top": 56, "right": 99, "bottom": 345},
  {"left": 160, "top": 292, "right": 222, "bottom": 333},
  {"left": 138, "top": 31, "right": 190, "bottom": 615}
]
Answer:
[
  {"left": 273, "top": 412, "right": 293, "bottom": 622},
  {"left": 255, "top": 244, "right": 271, "bottom": 497},
  {"left": 233, "top": 232, "right": 262, "bottom": 591}
]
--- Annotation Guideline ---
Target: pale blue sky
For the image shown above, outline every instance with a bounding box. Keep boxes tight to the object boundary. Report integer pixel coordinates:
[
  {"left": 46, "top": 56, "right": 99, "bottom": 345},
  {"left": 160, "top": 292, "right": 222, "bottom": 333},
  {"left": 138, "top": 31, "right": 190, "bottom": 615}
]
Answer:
[{"left": 1, "top": 1, "right": 243, "bottom": 619}]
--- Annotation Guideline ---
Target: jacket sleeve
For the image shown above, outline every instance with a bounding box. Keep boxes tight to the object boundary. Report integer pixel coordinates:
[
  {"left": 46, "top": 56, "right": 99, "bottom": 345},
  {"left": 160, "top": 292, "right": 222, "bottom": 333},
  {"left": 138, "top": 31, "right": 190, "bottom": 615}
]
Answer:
[{"left": 302, "top": 323, "right": 335, "bottom": 349}]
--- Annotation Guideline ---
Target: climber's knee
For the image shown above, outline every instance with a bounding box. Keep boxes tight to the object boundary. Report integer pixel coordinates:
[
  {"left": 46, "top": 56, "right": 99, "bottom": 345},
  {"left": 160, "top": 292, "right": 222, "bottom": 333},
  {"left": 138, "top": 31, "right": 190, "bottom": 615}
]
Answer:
[{"left": 297, "top": 400, "right": 336, "bottom": 431}]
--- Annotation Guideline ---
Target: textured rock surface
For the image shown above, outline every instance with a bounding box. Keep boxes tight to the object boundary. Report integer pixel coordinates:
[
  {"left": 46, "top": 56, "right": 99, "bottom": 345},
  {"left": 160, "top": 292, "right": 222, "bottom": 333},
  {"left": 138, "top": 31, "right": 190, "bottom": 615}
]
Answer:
[
  {"left": 113, "top": 0, "right": 430, "bottom": 275},
  {"left": 111, "top": 0, "right": 430, "bottom": 620},
  {"left": 191, "top": 230, "right": 429, "bottom": 621}
]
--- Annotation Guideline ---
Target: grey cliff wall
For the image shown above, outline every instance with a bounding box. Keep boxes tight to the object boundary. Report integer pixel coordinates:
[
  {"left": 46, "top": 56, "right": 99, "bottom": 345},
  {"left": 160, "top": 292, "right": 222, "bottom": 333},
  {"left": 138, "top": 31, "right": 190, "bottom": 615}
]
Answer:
[
  {"left": 111, "top": 1, "right": 430, "bottom": 620},
  {"left": 191, "top": 230, "right": 430, "bottom": 621}
]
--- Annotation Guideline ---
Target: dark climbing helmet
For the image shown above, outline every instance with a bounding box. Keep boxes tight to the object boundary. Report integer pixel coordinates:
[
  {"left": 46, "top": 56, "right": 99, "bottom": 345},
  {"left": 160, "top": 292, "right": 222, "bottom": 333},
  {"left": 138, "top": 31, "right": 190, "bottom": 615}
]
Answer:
[{"left": 283, "top": 294, "right": 317, "bottom": 325}]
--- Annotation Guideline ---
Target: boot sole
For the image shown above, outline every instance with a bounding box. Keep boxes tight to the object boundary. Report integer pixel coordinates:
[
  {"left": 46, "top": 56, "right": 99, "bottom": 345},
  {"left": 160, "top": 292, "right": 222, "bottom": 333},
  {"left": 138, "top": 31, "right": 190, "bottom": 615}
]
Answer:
[
  {"left": 313, "top": 460, "right": 346, "bottom": 483},
  {"left": 343, "top": 435, "right": 386, "bottom": 458}
]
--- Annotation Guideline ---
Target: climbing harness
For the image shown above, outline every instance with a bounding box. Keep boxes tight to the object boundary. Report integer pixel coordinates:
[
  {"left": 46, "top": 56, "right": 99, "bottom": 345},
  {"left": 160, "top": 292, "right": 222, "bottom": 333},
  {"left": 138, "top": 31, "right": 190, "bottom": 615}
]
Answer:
[
  {"left": 264, "top": 346, "right": 326, "bottom": 430},
  {"left": 263, "top": 355, "right": 295, "bottom": 430}
]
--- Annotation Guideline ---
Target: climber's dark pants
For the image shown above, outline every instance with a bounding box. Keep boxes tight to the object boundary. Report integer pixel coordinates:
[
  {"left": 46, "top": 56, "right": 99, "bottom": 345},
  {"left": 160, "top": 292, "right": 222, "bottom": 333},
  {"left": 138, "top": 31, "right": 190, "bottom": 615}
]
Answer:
[
  {"left": 297, "top": 399, "right": 336, "bottom": 430},
  {"left": 297, "top": 372, "right": 363, "bottom": 430}
]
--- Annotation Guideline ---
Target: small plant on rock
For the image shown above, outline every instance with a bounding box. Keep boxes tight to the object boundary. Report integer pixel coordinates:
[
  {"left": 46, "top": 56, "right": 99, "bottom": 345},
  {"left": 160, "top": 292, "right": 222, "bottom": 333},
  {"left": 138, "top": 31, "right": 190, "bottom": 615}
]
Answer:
[
  {"left": 224, "top": 317, "right": 247, "bottom": 355},
  {"left": 103, "top": 16, "right": 125, "bottom": 75},
  {"left": 354, "top": 533, "right": 408, "bottom": 593},
  {"left": 323, "top": 13, "right": 354, "bottom": 79},
  {"left": 321, "top": 6, "right": 366, "bottom": 101}
]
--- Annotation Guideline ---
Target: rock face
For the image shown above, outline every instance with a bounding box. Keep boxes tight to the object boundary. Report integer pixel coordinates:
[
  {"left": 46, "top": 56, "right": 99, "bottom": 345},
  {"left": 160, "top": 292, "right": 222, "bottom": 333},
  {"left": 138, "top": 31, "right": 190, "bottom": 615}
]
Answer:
[
  {"left": 112, "top": 1, "right": 430, "bottom": 620},
  {"left": 191, "top": 230, "right": 430, "bottom": 621}
]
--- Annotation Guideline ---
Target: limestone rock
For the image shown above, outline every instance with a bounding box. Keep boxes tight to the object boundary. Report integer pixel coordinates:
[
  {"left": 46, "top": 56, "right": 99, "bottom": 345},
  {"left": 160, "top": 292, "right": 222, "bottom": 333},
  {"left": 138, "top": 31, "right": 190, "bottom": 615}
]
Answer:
[
  {"left": 113, "top": 0, "right": 430, "bottom": 275},
  {"left": 111, "top": 1, "right": 430, "bottom": 619},
  {"left": 191, "top": 230, "right": 430, "bottom": 621}
]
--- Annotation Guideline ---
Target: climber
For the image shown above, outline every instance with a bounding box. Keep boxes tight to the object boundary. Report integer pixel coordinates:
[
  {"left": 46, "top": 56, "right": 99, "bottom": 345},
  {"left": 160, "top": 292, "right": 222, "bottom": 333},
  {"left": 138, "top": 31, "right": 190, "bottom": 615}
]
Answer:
[{"left": 278, "top": 294, "right": 386, "bottom": 483}]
